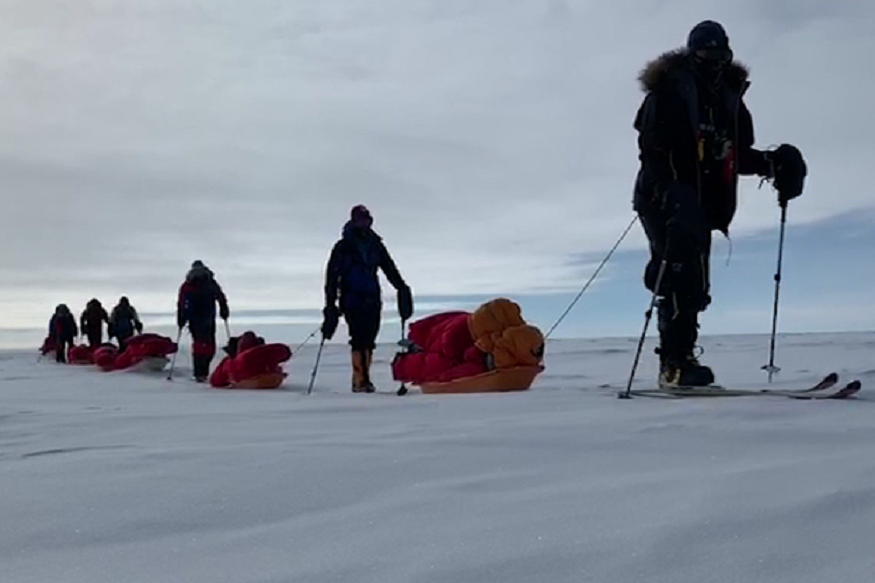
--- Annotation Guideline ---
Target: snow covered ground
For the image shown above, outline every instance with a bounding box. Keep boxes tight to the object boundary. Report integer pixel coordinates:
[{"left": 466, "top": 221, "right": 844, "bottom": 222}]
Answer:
[{"left": 2, "top": 332, "right": 874, "bottom": 583}]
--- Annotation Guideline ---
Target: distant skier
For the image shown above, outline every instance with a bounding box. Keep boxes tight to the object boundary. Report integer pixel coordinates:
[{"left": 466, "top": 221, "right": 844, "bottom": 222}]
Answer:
[
  {"left": 49, "top": 304, "right": 78, "bottom": 363},
  {"left": 80, "top": 298, "right": 109, "bottom": 348},
  {"left": 633, "top": 20, "right": 807, "bottom": 387},
  {"left": 177, "top": 260, "right": 230, "bottom": 382},
  {"left": 321, "top": 205, "right": 413, "bottom": 392},
  {"left": 108, "top": 296, "right": 143, "bottom": 351}
]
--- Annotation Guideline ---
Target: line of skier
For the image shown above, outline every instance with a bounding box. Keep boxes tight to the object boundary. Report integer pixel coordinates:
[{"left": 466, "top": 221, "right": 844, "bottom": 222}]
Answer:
[
  {"left": 45, "top": 20, "right": 809, "bottom": 391},
  {"left": 173, "top": 204, "right": 412, "bottom": 387},
  {"left": 48, "top": 297, "right": 143, "bottom": 363},
  {"left": 48, "top": 204, "right": 413, "bottom": 391}
]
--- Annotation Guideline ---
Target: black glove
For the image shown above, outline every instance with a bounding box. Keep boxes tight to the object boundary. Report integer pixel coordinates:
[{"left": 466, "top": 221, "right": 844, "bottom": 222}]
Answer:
[
  {"left": 220, "top": 306, "right": 230, "bottom": 320},
  {"left": 397, "top": 285, "right": 414, "bottom": 322},
  {"left": 135, "top": 322, "right": 143, "bottom": 334},
  {"left": 321, "top": 306, "right": 341, "bottom": 340},
  {"left": 767, "top": 144, "right": 807, "bottom": 206},
  {"left": 177, "top": 315, "right": 186, "bottom": 329},
  {"left": 107, "top": 325, "right": 115, "bottom": 339}
]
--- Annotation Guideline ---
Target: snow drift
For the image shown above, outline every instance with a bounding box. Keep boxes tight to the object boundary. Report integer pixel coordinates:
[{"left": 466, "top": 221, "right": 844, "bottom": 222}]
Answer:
[{"left": 2, "top": 331, "right": 874, "bottom": 583}]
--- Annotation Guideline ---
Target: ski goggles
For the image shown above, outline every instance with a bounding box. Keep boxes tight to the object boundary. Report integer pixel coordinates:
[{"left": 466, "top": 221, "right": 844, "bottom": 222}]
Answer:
[{"left": 694, "top": 47, "right": 733, "bottom": 65}]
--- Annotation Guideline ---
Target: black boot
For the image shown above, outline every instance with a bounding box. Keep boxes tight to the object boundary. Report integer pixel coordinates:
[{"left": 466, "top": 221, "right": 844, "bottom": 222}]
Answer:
[
  {"left": 192, "top": 355, "right": 208, "bottom": 382},
  {"left": 659, "top": 354, "right": 715, "bottom": 387},
  {"left": 657, "top": 299, "right": 714, "bottom": 387}
]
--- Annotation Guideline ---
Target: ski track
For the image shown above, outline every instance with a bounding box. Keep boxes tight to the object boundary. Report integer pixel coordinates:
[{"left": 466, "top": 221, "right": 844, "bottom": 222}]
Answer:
[{"left": 2, "top": 332, "right": 875, "bottom": 583}]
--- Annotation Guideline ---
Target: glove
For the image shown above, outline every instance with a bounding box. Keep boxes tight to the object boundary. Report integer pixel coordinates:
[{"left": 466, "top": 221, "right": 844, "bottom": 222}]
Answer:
[
  {"left": 767, "top": 144, "right": 807, "bottom": 206},
  {"left": 321, "top": 306, "right": 341, "bottom": 340},
  {"left": 220, "top": 306, "right": 230, "bottom": 320},
  {"left": 135, "top": 322, "right": 143, "bottom": 334},
  {"left": 107, "top": 325, "right": 115, "bottom": 339},
  {"left": 177, "top": 315, "right": 186, "bottom": 329},
  {"left": 397, "top": 285, "right": 414, "bottom": 322}
]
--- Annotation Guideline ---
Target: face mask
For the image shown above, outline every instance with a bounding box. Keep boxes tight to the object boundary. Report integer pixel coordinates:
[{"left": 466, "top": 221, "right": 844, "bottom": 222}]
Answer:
[
  {"left": 351, "top": 215, "right": 373, "bottom": 230},
  {"left": 693, "top": 47, "right": 732, "bottom": 69}
]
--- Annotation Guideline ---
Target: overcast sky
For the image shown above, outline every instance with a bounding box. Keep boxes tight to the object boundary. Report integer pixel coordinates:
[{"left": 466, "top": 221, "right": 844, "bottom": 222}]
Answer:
[{"left": 1, "top": 0, "right": 873, "bottom": 341}]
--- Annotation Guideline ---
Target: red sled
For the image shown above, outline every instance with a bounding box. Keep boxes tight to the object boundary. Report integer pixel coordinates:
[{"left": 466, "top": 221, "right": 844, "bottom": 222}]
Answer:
[
  {"left": 67, "top": 344, "right": 94, "bottom": 365},
  {"left": 94, "top": 334, "right": 178, "bottom": 372},
  {"left": 210, "top": 343, "right": 292, "bottom": 389}
]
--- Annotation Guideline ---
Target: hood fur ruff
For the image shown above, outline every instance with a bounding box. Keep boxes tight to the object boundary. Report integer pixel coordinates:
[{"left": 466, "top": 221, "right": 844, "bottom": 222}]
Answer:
[{"left": 638, "top": 48, "right": 749, "bottom": 92}]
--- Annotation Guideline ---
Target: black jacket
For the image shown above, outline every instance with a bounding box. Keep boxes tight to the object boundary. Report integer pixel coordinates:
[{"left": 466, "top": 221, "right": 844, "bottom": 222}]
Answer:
[
  {"left": 325, "top": 222, "right": 407, "bottom": 312},
  {"left": 80, "top": 301, "right": 109, "bottom": 338},
  {"left": 109, "top": 303, "right": 142, "bottom": 338},
  {"left": 177, "top": 265, "right": 230, "bottom": 329},
  {"left": 49, "top": 313, "right": 78, "bottom": 342},
  {"left": 633, "top": 49, "right": 772, "bottom": 233}
]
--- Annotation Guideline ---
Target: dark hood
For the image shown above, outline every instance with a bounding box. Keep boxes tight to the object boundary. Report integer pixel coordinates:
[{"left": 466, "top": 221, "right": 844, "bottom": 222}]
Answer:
[
  {"left": 638, "top": 48, "right": 749, "bottom": 93},
  {"left": 342, "top": 221, "right": 382, "bottom": 242},
  {"left": 186, "top": 264, "right": 214, "bottom": 282}
]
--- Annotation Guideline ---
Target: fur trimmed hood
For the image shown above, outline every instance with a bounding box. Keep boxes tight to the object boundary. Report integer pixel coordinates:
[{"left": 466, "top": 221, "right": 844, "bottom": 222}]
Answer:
[{"left": 638, "top": 48, "right": 749, "bottom": 93}]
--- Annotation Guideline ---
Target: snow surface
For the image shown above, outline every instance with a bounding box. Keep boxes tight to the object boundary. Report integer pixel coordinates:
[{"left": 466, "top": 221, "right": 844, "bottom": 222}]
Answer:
[{"left": 2, "top": 332, "right": 875, "bottom": 583}]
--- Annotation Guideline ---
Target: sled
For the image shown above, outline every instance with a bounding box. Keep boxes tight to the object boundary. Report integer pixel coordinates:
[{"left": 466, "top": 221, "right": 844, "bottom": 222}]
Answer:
[
  {"left": 129, "top": 356, "right": 170, "bottom": 373},
  {"left": 419, "top": 366, "right": 544, "bottom": 395},
  {"left": 224, "top": 372, "right": 288, "bottom": 390},
  {"left": 67, "top": 345, "right": 94, "bottom": 365}
]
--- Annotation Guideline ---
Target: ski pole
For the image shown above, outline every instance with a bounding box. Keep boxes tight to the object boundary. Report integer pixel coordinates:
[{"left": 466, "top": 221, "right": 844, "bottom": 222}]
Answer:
[
  {"left": 762, "top": 203, "right": 788, "bottom": 383},
  {"left": 621, "top": 256, "right": 669, "bottom": 399},
  {"left": 396, "top": 319, "right": 409, "bottom": 396},
  {"left": 293, "top": 327, "right": 320, "bottom": 356},
  {"left": 223, "top": 319, "right": 232, "bottom": 341},
  {"left": 306, "top": 338, "right": 326, "bottom": 395},
  {"left": 166, "top": 327, "right": 184, "bottom": 381},
  {"left": 545, "top": 216, "right": 637, "bottom": 340}
]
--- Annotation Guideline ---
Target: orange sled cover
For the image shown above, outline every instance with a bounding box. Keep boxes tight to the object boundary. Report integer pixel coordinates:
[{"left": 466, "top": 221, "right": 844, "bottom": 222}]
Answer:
[{"left": 418, "top": 365, "right": 544, "bottom": 394}]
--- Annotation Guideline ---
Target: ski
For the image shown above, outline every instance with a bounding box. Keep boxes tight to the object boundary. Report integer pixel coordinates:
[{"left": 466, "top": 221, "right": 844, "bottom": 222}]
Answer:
[
  {"left": 777, "top": 372, "right": 840, "bottom": 393},
  {"left": 623, "top": 373, "right": 856, "bottom": 400},
  {"left": 784, "top": 381, "right": 861, "bottom": 400}
]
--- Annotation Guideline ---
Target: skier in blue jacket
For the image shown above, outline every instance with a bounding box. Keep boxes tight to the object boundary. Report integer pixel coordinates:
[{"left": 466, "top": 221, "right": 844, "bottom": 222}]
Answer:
[{"left": 321, "top": 205, "right": 413, "bottom": 392}]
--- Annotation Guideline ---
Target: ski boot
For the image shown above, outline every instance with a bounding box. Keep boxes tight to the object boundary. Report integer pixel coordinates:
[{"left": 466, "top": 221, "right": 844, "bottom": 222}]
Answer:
[
  {"left": 363, "top": 349, "right": 377, "bottom": 392},
  {"left": 659, "top": 353, "right": 715, "bottom": 388},
  {"left": 192, "top": 354, "right": 210, "bottom": 383},
  {"left": 351, "top": 349, "right": 375, "bottom": 393}
]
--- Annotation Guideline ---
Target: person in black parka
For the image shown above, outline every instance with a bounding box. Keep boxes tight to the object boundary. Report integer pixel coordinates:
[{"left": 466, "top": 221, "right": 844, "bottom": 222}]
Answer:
[
  {"left": 48, "top": 304, "right": 78, "bottom": 363},
  {"left": 177, "top": 261, "right": 230, "bottom": 382},
  {"left": 108, "top": 296, "right": 143, "bottom": 352},
  {"left": 322, "top": 205, "right": 413, "bottom": 392},
  {"left": 80, "top": 298, "right": 109, "bottom": 348},
  {"left": 633, "top": 20, "right": 807, "bottom": 387}
]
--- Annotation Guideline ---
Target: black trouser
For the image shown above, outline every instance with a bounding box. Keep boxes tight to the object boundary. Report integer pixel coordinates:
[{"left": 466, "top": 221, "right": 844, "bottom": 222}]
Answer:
[
  {"left": 189, "top": 321, "right": 217, "bottom": 379},
  {"left": 116, "top": 330, "right": 133, "bottom": 352},
  {"left": 86, "top": 331, "right": 102, "bottom": 348},
  {"left": 639, "top": 196, "right": 712, "bottom": 363},
  {"left": 344, "top": 306, "right": 381, "bottom": 351},
  {"left": 55, "top": 338, "right": 72, "bottom": 363}
]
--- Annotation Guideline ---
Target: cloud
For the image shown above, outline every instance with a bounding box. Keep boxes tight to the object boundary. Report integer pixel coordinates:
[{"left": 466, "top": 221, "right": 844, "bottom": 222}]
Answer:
[{"left": 1, "top": 0, "right": 873, "bottom": 332}]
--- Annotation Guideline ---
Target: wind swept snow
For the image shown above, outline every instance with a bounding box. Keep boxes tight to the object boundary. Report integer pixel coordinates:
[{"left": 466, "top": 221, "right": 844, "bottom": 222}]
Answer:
[{"left": 2, "top": 332, "right": 875, "bottom": 582}]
